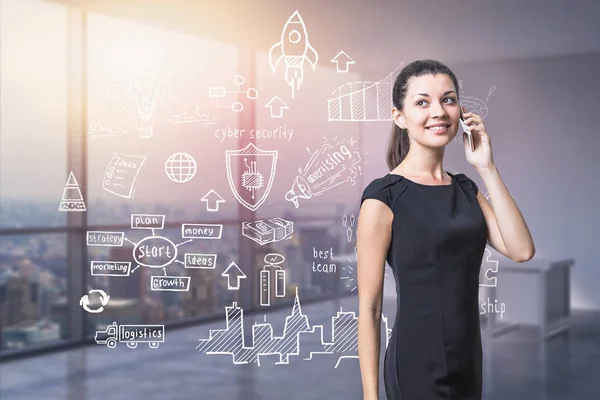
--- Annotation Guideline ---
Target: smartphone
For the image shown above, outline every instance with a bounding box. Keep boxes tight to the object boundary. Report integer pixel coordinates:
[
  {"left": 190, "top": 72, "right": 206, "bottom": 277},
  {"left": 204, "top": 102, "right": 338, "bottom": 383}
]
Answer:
[{"left": 460, "top": 107, "right": 474, "bottom": 151}]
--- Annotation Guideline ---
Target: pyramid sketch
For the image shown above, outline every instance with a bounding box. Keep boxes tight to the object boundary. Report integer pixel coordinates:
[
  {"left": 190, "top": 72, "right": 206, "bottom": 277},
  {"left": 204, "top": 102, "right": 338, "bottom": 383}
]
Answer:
[
  {"left": 327, "top": 62, "right": 405, "bottom": 122},
  {"left": 59, "top": 171, "right": 86, "bottom": 211}
]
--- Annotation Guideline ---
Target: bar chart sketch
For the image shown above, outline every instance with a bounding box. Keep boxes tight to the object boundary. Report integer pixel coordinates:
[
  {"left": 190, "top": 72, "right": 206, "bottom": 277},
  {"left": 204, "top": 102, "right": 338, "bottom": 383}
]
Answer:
[{"left": 327, "top": 62, "right": 405, "bottom": 122}]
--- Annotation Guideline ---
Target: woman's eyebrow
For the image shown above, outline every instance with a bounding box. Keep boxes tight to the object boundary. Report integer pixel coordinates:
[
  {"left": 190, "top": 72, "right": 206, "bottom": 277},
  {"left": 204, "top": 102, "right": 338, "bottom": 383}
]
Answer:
[{"left": 412, "top": 90, "right": 457, "bottom": 98}]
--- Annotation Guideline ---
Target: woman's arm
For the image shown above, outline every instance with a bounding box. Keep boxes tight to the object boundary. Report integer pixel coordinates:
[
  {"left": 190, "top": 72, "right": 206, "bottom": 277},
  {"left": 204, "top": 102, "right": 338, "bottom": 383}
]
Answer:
[
  {"left": 476, "top": 165, "right": 536, "bottom": 262},
  {"left": 357, "top": 199, "right": 393, "bottom": 400}
]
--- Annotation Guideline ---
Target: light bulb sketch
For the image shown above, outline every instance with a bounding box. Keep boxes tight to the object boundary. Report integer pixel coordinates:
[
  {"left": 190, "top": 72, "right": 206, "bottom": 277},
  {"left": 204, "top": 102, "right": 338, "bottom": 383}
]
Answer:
[
  {"left": 128, "top": 73, "right": 161, "bottom": 139},
  {"left": 106, "top": 45, "right": 176, "bottom": 139}
]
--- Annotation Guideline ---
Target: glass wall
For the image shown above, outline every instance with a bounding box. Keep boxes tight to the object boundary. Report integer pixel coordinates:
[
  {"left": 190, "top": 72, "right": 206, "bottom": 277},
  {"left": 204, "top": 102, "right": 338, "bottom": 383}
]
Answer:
[
  {"left": 0, "top": 1, "right": 352, "bottom": 357},
  {"left": 0, "top": 0, "right": 70, "bottom": 352},
  {"left": 84, "top": 11, "right": 244, "bottom": 333}
]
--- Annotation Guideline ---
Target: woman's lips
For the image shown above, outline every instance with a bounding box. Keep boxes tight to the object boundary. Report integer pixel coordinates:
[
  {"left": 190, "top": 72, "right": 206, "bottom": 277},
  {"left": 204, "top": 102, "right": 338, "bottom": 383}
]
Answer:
[{"left": 427, "top": 126, "right": 449, "bottom": 135}]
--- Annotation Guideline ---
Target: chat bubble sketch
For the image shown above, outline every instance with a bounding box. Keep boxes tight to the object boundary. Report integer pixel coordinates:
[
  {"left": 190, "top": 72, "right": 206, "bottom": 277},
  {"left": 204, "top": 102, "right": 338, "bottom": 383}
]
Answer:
[
  {"left": 196, "top": 288, "right": 393, "bottom": 368},
  {"left": 59, "top": 171, "right": 86, "bottom": 212},
  {"left": 285, "top": 136, "right": 363, "bottom": 208},
  {"left": 330, "top": 51, "right": 355, "bottom": 73},
  {"left": 327, "top": 62, "right": 405, "bottom": 122},
  {"left": 102, "top": 152, "right": 146, "bottom": 200},
  {"left": 209, "top": 75, "right": 258, "bottom": 112},
  {"left": 226, "top": 142, "right": 278, "bottom": 211},
  {"left": 269, "top": 10, "right": 318, "bottom": 98}
]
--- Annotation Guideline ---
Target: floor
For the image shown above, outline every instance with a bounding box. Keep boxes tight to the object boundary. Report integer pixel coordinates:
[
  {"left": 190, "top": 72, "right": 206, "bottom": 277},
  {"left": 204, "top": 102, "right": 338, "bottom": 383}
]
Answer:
[{"left": 1, "top": 296, "right": 599, "bottom": 400}]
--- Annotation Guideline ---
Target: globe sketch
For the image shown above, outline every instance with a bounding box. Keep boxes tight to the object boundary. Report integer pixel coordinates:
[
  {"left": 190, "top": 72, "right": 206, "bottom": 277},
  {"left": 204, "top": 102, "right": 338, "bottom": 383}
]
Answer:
[{"left": 165, "top": 152, "right": 197, "bottom": 183}]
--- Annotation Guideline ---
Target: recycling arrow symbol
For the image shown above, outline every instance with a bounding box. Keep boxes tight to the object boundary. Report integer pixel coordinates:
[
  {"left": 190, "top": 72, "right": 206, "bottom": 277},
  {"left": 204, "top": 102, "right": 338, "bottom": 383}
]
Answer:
[{"left": 79, "top": 289, "right": 110, "bottom": 313}]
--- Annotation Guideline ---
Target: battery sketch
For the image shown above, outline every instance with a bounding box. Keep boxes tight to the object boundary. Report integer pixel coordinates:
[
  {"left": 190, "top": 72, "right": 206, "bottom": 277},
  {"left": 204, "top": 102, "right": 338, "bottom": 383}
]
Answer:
[{"left": 260, "top": 253, "right": 287, "bottom": 307}]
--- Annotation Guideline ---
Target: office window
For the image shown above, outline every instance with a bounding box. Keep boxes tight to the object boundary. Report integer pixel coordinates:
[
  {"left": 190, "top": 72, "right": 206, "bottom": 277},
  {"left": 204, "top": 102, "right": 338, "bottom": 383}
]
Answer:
[
  {"left": 86, "top": 12, "right": 241, "bottom": 227},
  {"left": 0, "top": 0, "right": 68, "bottom": 229},
  {"left": 0, "top": 233, "right": 68, "bottom": 352},
  {"left": 84, "top": 224, "right": 238, "bottom": 336},
  {"left": 85, "top": 11, "right": 244, "bottom": 329}
]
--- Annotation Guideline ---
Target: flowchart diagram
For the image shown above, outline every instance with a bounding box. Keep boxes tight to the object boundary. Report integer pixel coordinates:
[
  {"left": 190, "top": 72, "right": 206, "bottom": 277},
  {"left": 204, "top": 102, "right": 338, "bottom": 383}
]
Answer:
[{"left": 87, "top": 214, "right": 223, "bottom": 293}]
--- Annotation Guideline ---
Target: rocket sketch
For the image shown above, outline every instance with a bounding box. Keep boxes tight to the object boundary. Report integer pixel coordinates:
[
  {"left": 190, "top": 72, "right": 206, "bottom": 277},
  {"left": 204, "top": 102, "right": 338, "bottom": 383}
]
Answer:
[{"left": 268, "top": 10, "right": 318, "bottom": 98}]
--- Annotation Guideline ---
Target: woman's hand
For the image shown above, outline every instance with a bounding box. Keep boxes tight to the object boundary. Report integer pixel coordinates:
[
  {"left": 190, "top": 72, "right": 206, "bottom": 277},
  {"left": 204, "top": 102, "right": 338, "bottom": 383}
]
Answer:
[{"left": 461, "top": 106, "right": 495, "bottom": 169}]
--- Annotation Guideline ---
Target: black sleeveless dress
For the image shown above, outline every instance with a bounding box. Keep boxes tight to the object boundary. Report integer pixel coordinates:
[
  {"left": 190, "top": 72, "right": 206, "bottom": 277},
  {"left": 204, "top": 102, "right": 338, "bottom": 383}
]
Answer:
[{"left": 360, "top": 171, "right": 488, "bottom": 400}]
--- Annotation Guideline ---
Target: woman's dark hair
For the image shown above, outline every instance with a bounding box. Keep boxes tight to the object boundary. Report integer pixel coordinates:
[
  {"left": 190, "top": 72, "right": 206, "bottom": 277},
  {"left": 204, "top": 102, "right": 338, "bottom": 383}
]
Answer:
[{"left": 386, "top": 59, "right": 460, "bottom": 170}]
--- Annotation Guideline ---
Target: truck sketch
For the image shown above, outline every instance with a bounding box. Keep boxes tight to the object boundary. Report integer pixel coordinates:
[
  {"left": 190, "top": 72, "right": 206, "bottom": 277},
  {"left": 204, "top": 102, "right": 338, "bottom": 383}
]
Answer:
[{"left": 94, "top": 322, "right": 165, "bottom": 349}]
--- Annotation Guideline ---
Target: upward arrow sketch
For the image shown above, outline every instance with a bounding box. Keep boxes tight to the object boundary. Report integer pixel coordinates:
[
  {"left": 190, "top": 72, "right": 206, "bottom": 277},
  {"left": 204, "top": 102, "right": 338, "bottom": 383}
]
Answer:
[
  {"left": 330, "top": 51, "right": 355, "bottom": 73},
  {"left": 221, "top": 262, "right": 246, "bottom": 290},
  {"left": 265, "top": 96, "right": 289, "bottom": 118},
  {"left": 201, "top": 189, "right": 225, "bottom": 212}
]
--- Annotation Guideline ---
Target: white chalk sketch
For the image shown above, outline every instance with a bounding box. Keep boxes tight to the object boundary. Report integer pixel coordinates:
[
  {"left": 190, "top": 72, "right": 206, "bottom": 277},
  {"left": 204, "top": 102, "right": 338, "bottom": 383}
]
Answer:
[
  {"left": 184, "top": 253, "right": 217, "bottom": 270},
  {"left": 260, "top": 253, "right": 287, "bottom": 307},
  {"left": 269, "top": 10, "right": 318, "bottom": 98},
  {"left": 304, "top": 310, "right": 392, "bottom": 369},
  {"left": 181, "top": 223, "right": 223, "bottom": 240},
  {"left": 164, "top": 102, "right": 220, "bottom": 127},
  {"left": 95, "top": 322, "right": 164, "bottom": 349},
  {"left": 102, "top": 152, "right": 146, "bottom": 199},
  {"left": 226, "top": 143, "right": 278, "bottom": 211},
  {"left": 87, "top": 214, "right": 221, "bottom": 293},
  {"left": 106, "top": 44, "right": 177, "bottom": 139},
  {"left": 201, "top": 189, "right": 225, "bottom": 212},
  {"left": 79, "top": 289, "right": 110, "bottom": 313},
  {"left": 459, "top": 81, "right": 496, "bottom": 119},
  {"left": 264, "top": 96, "right": 289, "bottom": 118},
  {"left": 242, "top": 217, "right": 294, "bottom": 245},
  {"left": 151, "top": 275, "right": 191, "bottom": 292},
  {"left": 342, "top": 213, "right": 356, "bottom": 243},
  {"left": 165, "top": 152, "right": 197, "bottom": 183},
  {"left": 221, "top": 261, "right": 246, "bottom": 290},
  {"left": 330, "top": 51, "right": 355, "bottom": 73},
  {"left": 59, "top": 171, "right": 86, "bottom": 212},
  {"left": 209, "top": 75, "right": 258, "bottom": 112},
  {"left": 285, "top": 136, "right": 362, "bottom": 208},
  {"left": 452, "top": 83, "right": 496, "bottom": 146},
  {"left": 90, "top": 261, "right": 131, "bottom": 277},
  {"left": 327, "top": 62, "right": 405, "bottom": 122},
  {"left": 196, "top": 289, "right": 393, "bottom": 368},
  {"left": 87, "top": 122, "right": 126, "bottom": 139},
  {"left": 130, "top": 72, "right": 160, "bottom": 138},
  {"left": 86, "top": 231, "right": 125, "bottom": 247},
  {"left": 479, "top": 247, "right": 499, "bottom": 287}
]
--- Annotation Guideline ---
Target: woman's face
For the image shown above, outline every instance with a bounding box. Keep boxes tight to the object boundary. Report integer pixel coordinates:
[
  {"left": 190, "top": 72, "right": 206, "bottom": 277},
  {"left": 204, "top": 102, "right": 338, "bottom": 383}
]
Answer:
[{"left": 393, "top": 73, "right": 460, "bottom": 148}]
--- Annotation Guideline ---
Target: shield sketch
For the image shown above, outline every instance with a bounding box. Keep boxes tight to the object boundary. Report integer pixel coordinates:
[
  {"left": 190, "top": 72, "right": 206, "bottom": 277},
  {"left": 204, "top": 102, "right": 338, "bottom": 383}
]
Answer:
[{"left": 226, "top": 143, "right": 278, "bottom": 211}]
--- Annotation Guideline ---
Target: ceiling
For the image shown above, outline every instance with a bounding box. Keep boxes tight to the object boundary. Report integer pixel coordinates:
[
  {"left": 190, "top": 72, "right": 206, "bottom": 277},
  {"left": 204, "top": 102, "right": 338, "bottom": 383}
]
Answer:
[{"left": 46, "top": 0, "right": 600, "bottom": 75}]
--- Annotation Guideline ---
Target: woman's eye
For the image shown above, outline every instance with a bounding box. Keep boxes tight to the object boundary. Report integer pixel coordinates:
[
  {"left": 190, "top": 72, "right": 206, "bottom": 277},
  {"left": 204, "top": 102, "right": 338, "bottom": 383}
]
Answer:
[
  {"left": 417, "top": 100, "right": 427, "bottom": 106},
  {"left": 445, "top": 97, "right": 457, "bottom": 103}
]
